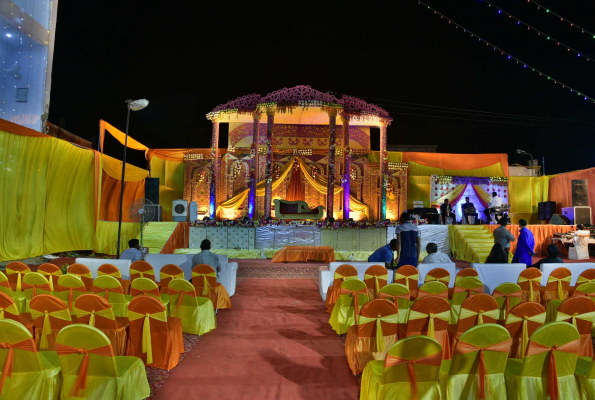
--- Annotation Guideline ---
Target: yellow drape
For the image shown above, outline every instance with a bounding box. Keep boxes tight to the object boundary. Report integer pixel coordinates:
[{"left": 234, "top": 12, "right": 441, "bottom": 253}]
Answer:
[
  {"left": 408, "top": 161, "right": 505, "bottom": 177},
  {"left": 150, "top": 157, "right": 184, "bottom": 220},
  {"left": 473, "top": 184, "right": 493, "bottom": 206},
  {"left": 298, "top": 157, "right": 342, "bottom": 195},
  {"left": 408, "top": 176, "right": 431, "bottom": 208},
  {"left": 100, "top": 120, "right": 149, "bottom": 152},
  {"left": 102, "top": 154, "right": 149, "bottom": 182},
  {"left": 93, "top": 220, "right": 141, "bottom": 255},
  {"left": 508, "top": 176, "right": 550, "bottom": 224},
  {"left": 431, "top": 184, "right": 466, "bottom": 207}
]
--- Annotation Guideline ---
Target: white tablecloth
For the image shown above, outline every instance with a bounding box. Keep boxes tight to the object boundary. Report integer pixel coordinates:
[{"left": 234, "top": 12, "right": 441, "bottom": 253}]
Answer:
[
  {"left": 75, "top": 258, "right": 132, "bottom": 279},
  {"left": 418, "top": 263, "right": 457, "bottom": 287},
  {"left": 472, "top": 263, "right": 526, "bottom": 294},
  {"left": 320, "top": 262, "right": 396, "bottom": 301},
  {"left": 540, "top": 262, "right": 595, "bottom": 286},
  {"left": 387, "top": 225, "right": 450, "bottom": 256}
]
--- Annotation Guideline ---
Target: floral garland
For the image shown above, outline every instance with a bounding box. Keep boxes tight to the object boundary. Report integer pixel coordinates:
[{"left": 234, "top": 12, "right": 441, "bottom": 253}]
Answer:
[
  {"left": 432, "top": 175, "right": 508, "bottom": 186},
  {"left": 190, "top": 219, "right": 426, "bottom": 229}
]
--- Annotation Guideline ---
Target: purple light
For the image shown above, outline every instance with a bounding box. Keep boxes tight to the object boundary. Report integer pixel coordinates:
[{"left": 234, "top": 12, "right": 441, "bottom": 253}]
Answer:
[
  {"left": 585, "top": 97, "right": 588, "bottom": 100},
  {"left": 507, "top": 56, "right": 511, "bottom": 59},
  {"left": 578, "top": 54, "right": 581, "bottom": 57},
  {"left": 523, "top": 65, "right": 527, "bottom": 67},
  {"left": 498, "top": 10, "right": 501, "bottom": 14}
]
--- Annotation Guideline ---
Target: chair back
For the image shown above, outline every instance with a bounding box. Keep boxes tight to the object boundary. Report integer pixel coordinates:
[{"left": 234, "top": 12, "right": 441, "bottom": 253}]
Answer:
[
  {"left": 130, "top": 277, "right": 161, "bottom": 301},
  {"left": 450, "top": 324, "right": 511, "bottom": 399},
  {"left": 29, "top": 295, "right": 72, "bottom": 344},
  {"left": 378, "top": 283, "right": 410, "bottom": 324},
  {"left": 380, "top": 336, "right": 442, "bottom": 390},
  {"left": 92, "top": 275, "right": 127, "bottom": 304},
  {"left": 556, "top": 297, "right": 595, "bottom": 335},
  {"left": 417, "top": 281, "right": 448, "bottom": 300},
  {"left": 130, "top": 260, "right": 156, "bottom": 282},
  {"left": 455, "top": 268, "right": 478, "bottom": 282},
  {"left": 160, "top": 264, "right": 185, "bottom": 295},
  {"left": 424, "top": 268, "right": 450, "bottom": 285},
  {"left": 332, "top": 265, "right": 358, "bottom": 288},
  {"left": 37, "top": 263, "right": 62, "bottom": 291},
  {"left": 97, "top": 264, "right": 124, "bottom": 284},
  {"left": 451, "top": 276, "right": 484, "bottom": 324},
  {"left": 393, "top": 265, "right": 419, "bottom": 292},
  {"left": 492, "top": 282, "right": 522, "bottom": 321},
  {"left": 192, "top": 264, "right": 217, "bottom": 296},
  {"left": 68, "top": 263, "right": 94, "bottom": 291},
  {"left": 22, "top": 272, "right": 52, "bottom": 301},
  {"left": 0, "top": 292, "right": 22, "bottom": 324},
  {"left": 363, "top": 265, "right": 389, "bottom": 298},
  {"left": 168, "top": 279, "right": 199, "bottom": 318},
  {"left": 337, "top": 279, "right": 369, "bottom": 324},
  {"left": 55, "top": 274, "right": 86, "bottom": 311},
  {"left": 0, "top": 272, "right": 13, "bottom": 298},
  {"left": 574, "top": 282, "right": 595, "bottom": 300},
  {"left": 357, "top": 299, "right": 398, "bottom": 347},
  {"left": 127, "top": 296, "right": 170, "bottom": 365},
  {"left": 517, "top": 268, "right": 542, "bottom": 301},
  {"left": 455, "top": 294, "right": 499, "bottom": 333},
  {"left": 0, "top": 319, "right": 43, "bottom": 391},
  {"left": 406, "top": 296, "right": 450, "bottom": 338},
  {"left": 504, "top": 302, "right": 546, "bottom": 358},
  {"left": 5, "top": 262, "right": 31, "bottom": 292},
  {"left": 545, "top": 267, "right": 572, "bottom": 300},
  {"left": 576, "top": 268, "right": 595, "bottom": 286},
  {"left": 74, "top": 294, "right": 118, "bottom": 330}
]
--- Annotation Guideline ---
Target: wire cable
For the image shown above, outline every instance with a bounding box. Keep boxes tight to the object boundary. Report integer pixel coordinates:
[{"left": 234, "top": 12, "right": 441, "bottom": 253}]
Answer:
[{"left": 525, "top": 0, "right": 595, "bottom": 39}]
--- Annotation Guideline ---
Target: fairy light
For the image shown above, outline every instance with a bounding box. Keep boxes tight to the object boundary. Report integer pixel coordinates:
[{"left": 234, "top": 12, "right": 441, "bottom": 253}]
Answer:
[
  {"left": 525, "top": 0, "right": 595, "bottom": 39},
  {"left": 416, "top": 1, "right": 595, "bottom": 104}
]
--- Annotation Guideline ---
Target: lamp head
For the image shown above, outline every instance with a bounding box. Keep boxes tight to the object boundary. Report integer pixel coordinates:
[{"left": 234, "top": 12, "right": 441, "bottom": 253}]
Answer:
[
  {"left": 128, "top": 99, "right": 149, "bottom": 111},
  {"left": 516, "top": 149, "right": 526, "bottom": 155}
]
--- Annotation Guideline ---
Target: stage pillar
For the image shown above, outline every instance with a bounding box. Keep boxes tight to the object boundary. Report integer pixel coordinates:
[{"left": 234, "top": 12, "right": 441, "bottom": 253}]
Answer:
[
  {"left": 208, "top": 117, "right": 220, "bottom": 219},
  {"left": 263, "top": 107, "right": 276, "bottom": 219},
  {"left": 248, "top": 112, "right": 261, "bottom": 220},
  {"left": 326, "top": 109, "right": 338, "bottom": 220},
  {"left": 342, "top": 114, "right": 350, "bottom": 221},
  {"left": 380, "top": 122, "right": 388, "bottom": 220}
]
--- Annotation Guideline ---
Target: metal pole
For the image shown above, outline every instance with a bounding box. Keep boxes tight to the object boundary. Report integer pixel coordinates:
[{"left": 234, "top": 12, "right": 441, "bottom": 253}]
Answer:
[
  {"left": 542, "top": 156, "right": 546, "bottom": 176},
  {"left": 116, "top": 100, "right": 132, "bottom": 258}
]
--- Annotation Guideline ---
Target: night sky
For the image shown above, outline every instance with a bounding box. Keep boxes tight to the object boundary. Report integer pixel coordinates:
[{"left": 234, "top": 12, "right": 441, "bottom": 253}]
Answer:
[{"left": 49, "top": 0, "right": 595, "bottom": 174}]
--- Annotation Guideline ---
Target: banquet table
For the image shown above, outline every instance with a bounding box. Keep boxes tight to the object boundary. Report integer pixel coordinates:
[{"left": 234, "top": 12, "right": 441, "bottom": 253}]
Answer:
[{"left": 271, "top": 246, "right": 336, "bottom": 263}]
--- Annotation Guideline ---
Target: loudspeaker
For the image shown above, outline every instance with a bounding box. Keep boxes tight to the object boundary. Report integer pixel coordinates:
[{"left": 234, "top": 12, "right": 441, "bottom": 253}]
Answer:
[
  {"left": 538, "top": 201, "right": 556, "bottom": 220},
  {"left": 551, "top": 214, "right": 571, "bottom": 225},
  {"left": 144, "top": 205, "right": 162, "bottom": 222},
  {"left": 172, "top": 200, "right": 188, "bottom": 222},
  {"left": 574, "top": 206, "right": 592, "bottom": 225},
  {"left": 145, "top": 178, "right": 160, "bottom": 205},
  {"left": 572, "top": 179, "right": 589, "bottom": 206}
]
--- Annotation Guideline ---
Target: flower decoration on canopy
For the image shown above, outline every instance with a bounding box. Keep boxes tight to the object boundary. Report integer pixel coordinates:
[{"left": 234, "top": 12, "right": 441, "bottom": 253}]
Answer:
[{"left": 432, "top": 175, "right": 508, "bottom": 186}]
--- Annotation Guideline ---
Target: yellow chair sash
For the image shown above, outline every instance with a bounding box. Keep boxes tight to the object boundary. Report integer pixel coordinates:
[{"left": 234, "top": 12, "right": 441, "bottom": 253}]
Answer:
[
  {"left": 518, "top": 276, "right": 541, "bottom": 300},
  {"left": 30, "top": 309, "right": 71, "bottom": 351},
  {"left": 555, "top": 310, "right": 595, "bottom": 328},
  {"left": 425, "top": 274, "right": 450, "bottom": 284},
  {"left": 333, "top": 272, "right": 357, "bottom": 282},
  {"left": 394, "top": 273, "right": 419, "bottom": 289},
  {"left": 74, "top": 307, "right": 115, "bottom": 327},
  {"left": 98, "top": 270, "right": 122, "bottom": 279},
  {"left": 458, "top": 308, "right": 500, "bottom": 324},
  {"left": 408, "top": 309, "right": 450, "bottom": 339},
  {"left": 160, "top": 272, "right": 184, "bottom": 281},
  {"left": 0, "top": 303, "right": 19, "bottom": 319},
  {"left": 6, "top": 270, "right": 25, "bottom": 292},
  {"left": 577, "top": 276, "right": 595, "bottom": 284},
  {"left": 39, "top": 271, "right": 61, "bottom": 292},
  {"left": 506, "top": 312, "right": 546, "bottom": 357},
  {"left": 358, "top": 313, "right": 399, "bottom": 351},
  {"left": 128, "top": 310, "right": 167, "bottom": 365},
  {"left": 547, "top": 275, "right": 572, "bottom": 300},
  {"left": 191, "top": 271, "right": 217, "bottom": 295},
  {"left": 130, "top": 268, "right": 155, "bottom": 278},
  {"left": 364, "top": 274, "right": 389, "bottom": 297}
]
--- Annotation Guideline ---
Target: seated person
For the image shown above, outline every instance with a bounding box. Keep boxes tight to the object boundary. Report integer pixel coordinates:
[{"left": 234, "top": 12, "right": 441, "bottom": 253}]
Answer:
[
  {"left": 530, "top": 244, "right": 563, "bottom": 269},
  {"left": 421, "top": 242, "right": 452, "bottom": 264},
  {"left": 192, "top": 239, "right": 221, "bottom": 272},
  {"left": 461, "top": 197, "right": 477, "bottom": 224},
  {"left": 439, "top": 199, "right": 456, "bottom": 224},
  {"left": 120, "top": 239, "right": 142, "bottom": 262},
  {"left": 485, "top": 243, "right": 508, "bottom": 264},
  {"left": 368, "top": 239, "right": 397, "bottom": 269},
  {"left": 483, "top": 191, "right": 503, "bottom": 223}
]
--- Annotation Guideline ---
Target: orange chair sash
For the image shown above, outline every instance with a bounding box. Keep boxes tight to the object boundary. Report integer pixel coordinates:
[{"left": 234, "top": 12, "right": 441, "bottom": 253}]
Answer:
[
  {"left": 339, "top": 287, "right": 368, "bottom": 325},
  {"left": 22, "top": 282, "right": 51, "bottom": 298},
  {"left": 0, "top": 339, "right": 37, "bottom": 395},
  {"left": 383, "top": 351, "right": 443, "bottom": 399},
  {"left": 524, "top": 338, "right": 580, "bottom": 400},
  {"left": 130, "top": 287, "right": 160, "bottom": 298},
  {"left": 454, "top": 339, "right": 512, "bottom": 399},
  {"left": 169, "top": 288, "right": 197, "bottom": 318},
  {"left": 417, "top": 289, "right": 447, "bottom": 299},
  {"left": 55, "top": 285, "right": 85, "bottom": 310},
  {"left": 378, "top": 291, "right": 410, "bottom": 308},
  {"left": 492, "top": 290, "right": 522, "bottom": 316},
  {"left": 56, "top": 343, "right": 113, "bottom": 397},
  {"left": 92, "top": 286, "right": 124, "bottom": 301},
  {"left": 453, "top": 286, "right": 483, "bottom": 297}
]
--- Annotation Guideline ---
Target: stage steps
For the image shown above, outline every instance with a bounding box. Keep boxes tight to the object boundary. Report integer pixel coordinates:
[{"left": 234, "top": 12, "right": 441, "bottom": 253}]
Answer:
[
  {"left": 450, "top": 225, "right": 495, "bottom": 263},
  {"left": 137, "top": 221, "right": 180, "bottom": 254}
]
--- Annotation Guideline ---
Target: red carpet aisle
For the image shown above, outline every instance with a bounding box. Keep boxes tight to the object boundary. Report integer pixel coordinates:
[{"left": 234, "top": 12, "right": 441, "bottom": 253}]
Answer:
[{"left": 153, "top": 279, "right": 359, "bottom": 400}]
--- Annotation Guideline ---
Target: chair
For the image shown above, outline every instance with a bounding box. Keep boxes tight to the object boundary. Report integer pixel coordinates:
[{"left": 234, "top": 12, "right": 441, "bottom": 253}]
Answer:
[
  {"left": 159, "top": 264, "right": 185, "bottom": 297},
  {"left": 517, "top": 268, "right": 542, "bottom": 303},
  {"left": 5, "top": 261, "right": 30, "bottom": 293},
  {"left": 37, "top": 263, "right": 62, "bottom": 292},
  {"left": 360, "top": 336, "right": 442, "bottom": 400},
  {"left": 0, "top": 292, "right": 33, "bottom": 334},
  {"left": 417, "top": 281, "right": 448, "bottom": 300},
  {"left": 54, "top": 274, "right": 86, "bottom": 312},
  {"left": 492, "top": 282, "right": 522, "bottom": 323},
  {"left": 363, "top": 265, "right": 389, "bottom": 300},
  {"left": 126, "top": 296, "right": 184, "bottom": 369},
  {"left": 0, "top": 271, "right": 25, "bottom": 313},
  {"left": 130, "top": 260, "right": 156, "bottom": 282},
  {"left": 345, "top": 299, "right": 398, "bottom": 375},
  {"left": 450, "top": 293, "right": 499, "bottom": 348},
  {"left": 378, "top": 283, "right": 411, "bottom": 336},
  {"left": 504, "top": 322, "right": 581, "bottom": 400},
  {"left": 130, "top": 277, "right": 169, "bottom": 308},
  {"left": 393, "top": 265, "right": 419, "bottom": 299},
  {"left": 406, "top": 295, "right": 451, "bottom": 360},
  {"left": 56, "top": 324, "right": 150, "bottom": 399},
  {"left": 455, "top": 268, "right": 478, "bottom": 283},
  {"left": 575, "top": 268, "right": 595, "bottom": 286},
  {"left": 576, "top": 351, "right": 595, "bottom": 400},
  {"left": 22, "top": 272, "right": 52, "bottom": 312},
  {"left": 424, "top": 268, "right": 451, "bottom": 286},
  {"left": 74, "top": 294, "right": 128, "bottom": 356},
  {"left": 29, "top": 294, "right": 72, "bottom": 351},
  {"left": 0, "top": 319, "right": 60, "bottom": 399},
  {"left": 450, "top": 276, "right": 484, "bottom": 325},
  {"left": 329, "top": 279, "right": 370, "bottom": 335},
  {"left": 168, "top": 279, "right": 216, "bottom": 335},
  {"left": 67, "top": 263, "right": 94, "bottom": 292},
  {"left": 92, "top": 275, "right": 131, "bottom": 318},
  {"left": 192, "top": 264, "right": 219, "bottom": 310},
  {"left": 554, "top": 297, "right": 595, "bottom": 357},
  {"left": 98, "top": 264, "right": 131, "bottom": 294},
  {"left": 574, "top": 281, "right": 595, "bottom": 300},
  {"left": 542, "top": 267, "right": 572, "bottom": 306},
  {"left": 441, "top": 324, "right": 511, "bottom": 400},
  {"left": 325, "top": 264, "right": 358, "bottom": 313},
  {"left": 504, "top": 302, "right": 546, "bottom": 358}
]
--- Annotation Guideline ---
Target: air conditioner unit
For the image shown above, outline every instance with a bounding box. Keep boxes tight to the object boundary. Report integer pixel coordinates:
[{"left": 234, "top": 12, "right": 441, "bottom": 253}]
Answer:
[{"left": 172, "top": 200, "right": 188, "bottom": 222}]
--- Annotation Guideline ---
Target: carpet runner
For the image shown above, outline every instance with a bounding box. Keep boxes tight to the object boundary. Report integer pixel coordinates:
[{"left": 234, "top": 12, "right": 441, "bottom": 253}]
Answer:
[{"left": 452, "top": 225, "right": 496, "bottom": 263}]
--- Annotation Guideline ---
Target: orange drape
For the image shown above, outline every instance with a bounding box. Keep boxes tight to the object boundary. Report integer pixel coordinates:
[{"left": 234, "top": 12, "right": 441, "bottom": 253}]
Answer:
[
  {"left": 0, "top": 118, "right": 49, "bottom": 137},
  {"left": 402, "top": 152, "right": 509, "bottom": 177},
  {"left": 286, "top": 165, "right": 305, "bottom": 202},
  {"left": 548, "top": 167, "right": 595, "bottom": 214},
  {"left": 485, "top": 224, "right": 575, "bottom": 254},
  {"left": 99, "top": 172, "right": 146, "bottom": 222}
]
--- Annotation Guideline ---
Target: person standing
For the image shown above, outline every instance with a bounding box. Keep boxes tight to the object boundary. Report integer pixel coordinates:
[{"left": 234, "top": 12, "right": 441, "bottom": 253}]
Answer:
[
  {"left": 483, "top": 191, "right": 503, "bottom": 223},
  {"left": 395, "top": 213, "right": 421, "bottom": 268},
  {"left": 439, "top": 199, "right": 454, "bottom": 224},
  {"left": 368, "top": 239, "right": 398, "bottom": 268},
  {"left": 493, "top": 218, "right": 515, "bottom": 254},
  {"left": 512, "top": 219, "right": 535, "bottom": 267}
]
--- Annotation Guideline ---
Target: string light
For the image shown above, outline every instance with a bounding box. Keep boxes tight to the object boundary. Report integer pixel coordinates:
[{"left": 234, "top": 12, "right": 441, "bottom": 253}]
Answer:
[
  {"left": 416, "top": 1, "right": 595, "bottom": 104},
  {"left": 481, "top": 1, "right": 594, "bottom": 62},
  {"left": 524, "top": 0, "right": 595, "bottom": 39}
]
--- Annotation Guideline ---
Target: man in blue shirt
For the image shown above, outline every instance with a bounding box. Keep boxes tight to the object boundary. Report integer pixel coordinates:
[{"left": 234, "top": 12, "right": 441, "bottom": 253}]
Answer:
[
  {"left": 512, "top": 219, "right": 535, "bottom": 267},
  {"left": 119, "top": 239, "right": 142, "bottom": 262},
  {"left": 368, "top": 239, "right": 398, "bottom": 268},
  {"left": 395, "top": 213, "right": 421, "bottom": 268}
]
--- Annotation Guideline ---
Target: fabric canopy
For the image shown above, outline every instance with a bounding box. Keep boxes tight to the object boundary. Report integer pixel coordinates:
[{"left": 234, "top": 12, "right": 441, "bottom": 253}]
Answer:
[
  {"left": 102, "top": 154, "right": 149, "bottom": 182},
  {"left": 99, "top": 120, "right": 148, "bottom": 153},
  {"left": 402, "top": 152, "right": 509, "bottom": 177}
]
